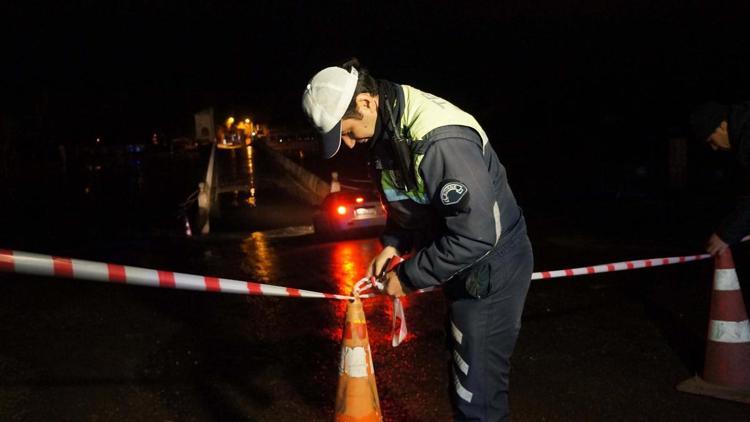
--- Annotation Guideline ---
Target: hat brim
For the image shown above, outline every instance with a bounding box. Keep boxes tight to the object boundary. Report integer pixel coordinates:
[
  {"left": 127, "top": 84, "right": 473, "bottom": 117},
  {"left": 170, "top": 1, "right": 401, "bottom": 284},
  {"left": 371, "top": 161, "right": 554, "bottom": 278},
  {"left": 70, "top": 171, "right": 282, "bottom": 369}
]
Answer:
[{"left": 321, "top": 121, "right": 342, "bottom": 159}]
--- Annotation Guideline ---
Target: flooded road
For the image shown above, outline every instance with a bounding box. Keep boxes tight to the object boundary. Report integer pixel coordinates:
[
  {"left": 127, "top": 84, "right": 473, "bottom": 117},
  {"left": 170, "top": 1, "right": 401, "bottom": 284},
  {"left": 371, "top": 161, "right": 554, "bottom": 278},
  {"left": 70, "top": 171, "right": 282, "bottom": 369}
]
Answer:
[{"left": 1, "top": 142, "right": 748, "bottom": 420}]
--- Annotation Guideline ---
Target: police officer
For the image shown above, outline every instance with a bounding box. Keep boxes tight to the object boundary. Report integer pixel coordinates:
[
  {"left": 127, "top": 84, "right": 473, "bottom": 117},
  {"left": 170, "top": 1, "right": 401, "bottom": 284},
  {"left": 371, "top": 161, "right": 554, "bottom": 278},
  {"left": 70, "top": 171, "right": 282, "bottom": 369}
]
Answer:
[
  {"left": 691, "top": 101, "right": 750, "bottom": 256},
  {"left": 302, "top": 59, "right": 533, "bottom": 421}
]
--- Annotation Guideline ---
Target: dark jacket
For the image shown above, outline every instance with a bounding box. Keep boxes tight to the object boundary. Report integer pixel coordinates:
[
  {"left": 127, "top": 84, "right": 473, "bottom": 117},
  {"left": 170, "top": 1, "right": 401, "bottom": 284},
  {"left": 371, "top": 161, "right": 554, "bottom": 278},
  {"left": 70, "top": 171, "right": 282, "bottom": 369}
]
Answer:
[
  {"left": 369, "top": 81, "right": 526, "bottom": 290},
  {"left": 717, "top": 102, "right": 750, "bottom": 245}
]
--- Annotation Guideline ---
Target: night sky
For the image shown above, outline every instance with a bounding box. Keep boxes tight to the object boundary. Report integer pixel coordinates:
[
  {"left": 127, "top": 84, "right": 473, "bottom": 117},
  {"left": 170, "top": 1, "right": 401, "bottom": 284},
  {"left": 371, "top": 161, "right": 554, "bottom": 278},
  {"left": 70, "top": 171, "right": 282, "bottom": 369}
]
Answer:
[{"left": 4, "top": 1, "right": 750, "bottom": 147}]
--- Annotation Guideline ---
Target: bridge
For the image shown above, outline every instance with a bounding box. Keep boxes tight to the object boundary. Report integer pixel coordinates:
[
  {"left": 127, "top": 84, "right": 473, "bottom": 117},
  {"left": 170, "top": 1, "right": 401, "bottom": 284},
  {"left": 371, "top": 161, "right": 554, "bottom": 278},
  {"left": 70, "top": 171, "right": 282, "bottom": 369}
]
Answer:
[{"left": 195, "top": 137, "right": 332, "bottom": 234}]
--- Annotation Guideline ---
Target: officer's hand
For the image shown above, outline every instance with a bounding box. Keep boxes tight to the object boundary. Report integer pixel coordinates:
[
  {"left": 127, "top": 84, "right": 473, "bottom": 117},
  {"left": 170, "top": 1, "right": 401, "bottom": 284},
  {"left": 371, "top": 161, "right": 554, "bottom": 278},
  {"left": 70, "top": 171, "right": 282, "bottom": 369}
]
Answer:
[
  {"left": 366, "top": 246, "right": 400, "bottom": 278},
  {"left": 384, "top": 270, "right": 410, "bottom": 298},
  {"left": 706, "top": 233, "right": 729, "bottom": 256}
]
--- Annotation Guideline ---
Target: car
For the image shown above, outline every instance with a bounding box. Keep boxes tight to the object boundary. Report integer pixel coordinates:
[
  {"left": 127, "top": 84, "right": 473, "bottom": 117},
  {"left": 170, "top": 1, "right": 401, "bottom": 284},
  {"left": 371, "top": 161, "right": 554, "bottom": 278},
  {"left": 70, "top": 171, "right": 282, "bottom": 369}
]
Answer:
[{"left": 313, "top": 189, "right": 387, "bottom": 238}]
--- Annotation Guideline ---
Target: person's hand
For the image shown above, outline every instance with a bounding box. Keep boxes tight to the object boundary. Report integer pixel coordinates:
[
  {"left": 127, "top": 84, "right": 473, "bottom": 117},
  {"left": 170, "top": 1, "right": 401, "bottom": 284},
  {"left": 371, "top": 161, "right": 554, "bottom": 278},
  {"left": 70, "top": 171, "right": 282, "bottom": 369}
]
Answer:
[
  {"left": 706, "top": 233, "right": 729, "bottom": 256},
  {"left": 384, "top": 270, "right": 410, "bottom": 298},
  {"left": 366, "top": 246, "right": 400, "bottom": 278}
]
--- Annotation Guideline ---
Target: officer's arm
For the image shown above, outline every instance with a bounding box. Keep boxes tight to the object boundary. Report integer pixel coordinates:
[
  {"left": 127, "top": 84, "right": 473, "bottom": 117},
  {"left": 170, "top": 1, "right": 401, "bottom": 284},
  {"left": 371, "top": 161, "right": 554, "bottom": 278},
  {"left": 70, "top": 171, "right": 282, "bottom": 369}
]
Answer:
[
  {"left": 716, "top": 194, "right": 750, "bottom": 245},
  {"left": 397, "top": 137, "right": 497, "bottom": 289},
  {"left": 714, "top": 163, "right": 750, "bottom": 245}
]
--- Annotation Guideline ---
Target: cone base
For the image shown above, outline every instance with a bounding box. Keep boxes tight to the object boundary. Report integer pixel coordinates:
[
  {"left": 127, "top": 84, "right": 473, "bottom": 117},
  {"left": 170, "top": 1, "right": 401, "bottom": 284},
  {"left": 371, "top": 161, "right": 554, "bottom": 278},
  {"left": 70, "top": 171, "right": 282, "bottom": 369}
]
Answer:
[
  {"left": 703, "top": 341, "right": 750, "bottom": 389},
  {"left": 676, "top": 375, "right": 750, "bottom": 404}
]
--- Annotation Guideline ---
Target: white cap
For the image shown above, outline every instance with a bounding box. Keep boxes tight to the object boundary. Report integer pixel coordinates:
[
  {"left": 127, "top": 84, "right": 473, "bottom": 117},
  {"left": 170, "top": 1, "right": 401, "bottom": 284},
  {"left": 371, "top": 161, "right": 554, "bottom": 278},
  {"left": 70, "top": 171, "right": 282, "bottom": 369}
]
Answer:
[{"left": 302, "top": 66, "right": 359, "bottom": 158}]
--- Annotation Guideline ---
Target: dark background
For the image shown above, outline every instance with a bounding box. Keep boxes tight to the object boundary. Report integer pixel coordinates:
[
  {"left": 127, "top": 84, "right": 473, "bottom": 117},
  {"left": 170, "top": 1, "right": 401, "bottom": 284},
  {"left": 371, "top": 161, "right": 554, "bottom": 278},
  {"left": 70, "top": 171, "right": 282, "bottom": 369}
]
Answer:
[
  {"left": 3, "top": 1, "right": 750, "bottom": 230},
  {"left": 3, "top": 0, "right": 750, "bottom": 137},
  {"left": 5, "top": 1, "right": 750, "bottom": 138}
]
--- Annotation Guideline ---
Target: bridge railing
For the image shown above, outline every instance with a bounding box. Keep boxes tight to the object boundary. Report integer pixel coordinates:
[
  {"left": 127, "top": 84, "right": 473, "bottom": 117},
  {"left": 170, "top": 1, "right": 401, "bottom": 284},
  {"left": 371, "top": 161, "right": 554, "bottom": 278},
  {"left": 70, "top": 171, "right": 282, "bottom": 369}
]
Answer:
[{"left": 197, "top": 143, "right": 216, "bottom": 234}]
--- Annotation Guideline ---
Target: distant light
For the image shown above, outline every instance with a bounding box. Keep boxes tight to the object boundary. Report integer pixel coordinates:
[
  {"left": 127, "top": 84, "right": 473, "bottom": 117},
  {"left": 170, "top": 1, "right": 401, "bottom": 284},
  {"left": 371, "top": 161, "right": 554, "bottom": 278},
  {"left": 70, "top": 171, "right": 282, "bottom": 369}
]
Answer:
[
  {"left": 245, "top": 118, "right": 250, "bottom": 123},
  {"left": 96, "top": 138, "right": 101, "bottom": 143},
  {"left": 279, "top": 139, "right": 283, "bottom": 143},
  {"left": 251, "top": 131, "right": 256, "bottom": 136}
]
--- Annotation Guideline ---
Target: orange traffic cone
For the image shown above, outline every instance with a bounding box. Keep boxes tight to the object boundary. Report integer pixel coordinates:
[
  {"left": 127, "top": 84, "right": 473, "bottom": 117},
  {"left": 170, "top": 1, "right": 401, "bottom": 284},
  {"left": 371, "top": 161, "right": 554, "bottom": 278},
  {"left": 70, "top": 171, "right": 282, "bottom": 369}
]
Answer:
[
  {"left": 677, "top": 248, "right": 750, "bottom": 403},
  {"left": 334, "top": 298, "right": 382, "bottom": 421}
]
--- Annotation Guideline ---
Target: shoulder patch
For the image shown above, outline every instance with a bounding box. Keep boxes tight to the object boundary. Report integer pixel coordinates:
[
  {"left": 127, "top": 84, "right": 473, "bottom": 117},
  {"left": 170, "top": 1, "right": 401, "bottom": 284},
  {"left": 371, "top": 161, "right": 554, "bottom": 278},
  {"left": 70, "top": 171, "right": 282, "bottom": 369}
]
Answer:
[
  {"left": 440, "top": 182, "right": 468, "bottom": 205},
  {"left": 435, "top": 179, "right": 471, "bottom": 216}
]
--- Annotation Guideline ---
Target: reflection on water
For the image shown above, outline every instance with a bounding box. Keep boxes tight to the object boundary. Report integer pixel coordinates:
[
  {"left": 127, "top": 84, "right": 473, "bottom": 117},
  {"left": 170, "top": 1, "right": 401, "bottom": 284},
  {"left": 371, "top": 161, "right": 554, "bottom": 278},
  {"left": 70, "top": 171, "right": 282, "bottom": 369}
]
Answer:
[
  {"left": 236, "top": 228, "right": 410, "bottom": 347},
  {"left": 309, "top": 240, "right": 372, "bottom": 343},
  {"left": 245, "top": 146, "right": 256, "bottom": 207},
  {"left": 218, "top": 144, "right": 257, "bottom": 209},
  {"left": 323, "top": 239, "right": 415, "bottom": 347},
  {"left": 330, "top": 241, "right": 370, "bottom": 295},
  {"left": 240, "top": 231, "right": 279, "bottom": 283}
]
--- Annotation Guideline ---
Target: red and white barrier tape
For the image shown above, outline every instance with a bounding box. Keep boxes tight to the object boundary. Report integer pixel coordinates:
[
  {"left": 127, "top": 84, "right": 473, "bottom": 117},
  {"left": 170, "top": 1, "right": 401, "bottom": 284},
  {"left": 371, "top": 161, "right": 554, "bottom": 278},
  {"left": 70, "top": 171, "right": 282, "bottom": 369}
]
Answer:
[
  {"left": 403, "top": 253, "right": 713, "bottom": 294},
  {"left": 0, "top": 249, "right": 718, "bottom": 298},
  {"left": 354, "top": 252, "right": 716, "bottom": 345},
  {"left": 0, "top": 248, "right": 724, "bottom": 349},
  {"left": 0, "top": 250, "right": 353, "bottom": 300},
  {"left": 353, "top": 276, "right": 408, "bottom": 346},
  {"left": 531, "top": 253, "right": 711, "bottom": 280}
]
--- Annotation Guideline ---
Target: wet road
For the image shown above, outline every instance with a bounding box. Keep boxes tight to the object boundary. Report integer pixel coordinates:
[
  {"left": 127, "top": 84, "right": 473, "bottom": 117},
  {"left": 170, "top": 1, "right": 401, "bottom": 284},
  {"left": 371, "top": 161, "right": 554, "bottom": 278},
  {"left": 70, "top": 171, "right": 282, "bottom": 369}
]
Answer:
[
  {"left": 0, "top": 232, "right": 453, "bottom": 420},
  {"left": 1, "top": 144, "right": 749, "bottom": 421}
]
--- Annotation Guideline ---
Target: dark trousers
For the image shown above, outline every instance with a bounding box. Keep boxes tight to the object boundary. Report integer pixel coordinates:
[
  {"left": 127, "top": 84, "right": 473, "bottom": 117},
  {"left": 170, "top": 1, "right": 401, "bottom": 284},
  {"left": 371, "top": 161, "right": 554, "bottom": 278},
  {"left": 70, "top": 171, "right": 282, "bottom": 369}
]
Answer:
[{"left": 446, "top": 233, "right": 533, "bottom": 421}]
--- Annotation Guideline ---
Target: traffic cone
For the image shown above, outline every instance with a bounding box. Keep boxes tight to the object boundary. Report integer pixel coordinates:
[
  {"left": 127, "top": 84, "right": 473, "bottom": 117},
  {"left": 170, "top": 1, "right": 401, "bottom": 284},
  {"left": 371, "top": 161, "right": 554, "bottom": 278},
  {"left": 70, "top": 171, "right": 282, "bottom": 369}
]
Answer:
[
  {"left": 334, "top": 298, "right": 382, "bottom": 421},
  {"left": 677, "top": 248, "right": 750, "bottom": 403}
]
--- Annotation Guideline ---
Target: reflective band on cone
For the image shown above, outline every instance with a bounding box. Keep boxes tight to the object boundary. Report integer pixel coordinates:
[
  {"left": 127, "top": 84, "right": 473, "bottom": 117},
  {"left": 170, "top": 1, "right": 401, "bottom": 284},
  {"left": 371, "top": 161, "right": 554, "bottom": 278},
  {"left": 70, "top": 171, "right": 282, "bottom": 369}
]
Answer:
[
  {"left": 714, "top": 269, "right": 740, "bottom": 291},
  {"left": 335, "top": 298, "right": 382, "bottom": 422},
  {"left": 708, "top": 320, "right": 750, "bottom": 343},
  {"left": 677, "top": 248, "right": 750, "bottom": 403}
]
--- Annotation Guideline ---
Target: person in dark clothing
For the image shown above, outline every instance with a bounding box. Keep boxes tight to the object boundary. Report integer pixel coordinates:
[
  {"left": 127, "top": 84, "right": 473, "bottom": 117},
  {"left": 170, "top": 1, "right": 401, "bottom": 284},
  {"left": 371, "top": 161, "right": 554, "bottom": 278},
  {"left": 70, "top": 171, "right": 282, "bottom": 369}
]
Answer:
[
  {"left": 302, "top": 59, "right": 533, "bottom": 421},
  {"left": 691, "top": 101, "right": 750, "bottom": 255}
]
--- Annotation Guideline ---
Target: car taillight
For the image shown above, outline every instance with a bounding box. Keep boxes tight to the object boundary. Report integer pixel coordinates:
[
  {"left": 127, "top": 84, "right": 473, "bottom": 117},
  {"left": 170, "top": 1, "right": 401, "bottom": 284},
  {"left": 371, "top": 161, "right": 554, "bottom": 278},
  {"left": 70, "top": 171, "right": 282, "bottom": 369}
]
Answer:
[
  {"left": 336, "top": 205, "right": 348, "bottom": 216},
  {"left": 355, "top": 196, "right": 364, "bottom": 204}
]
